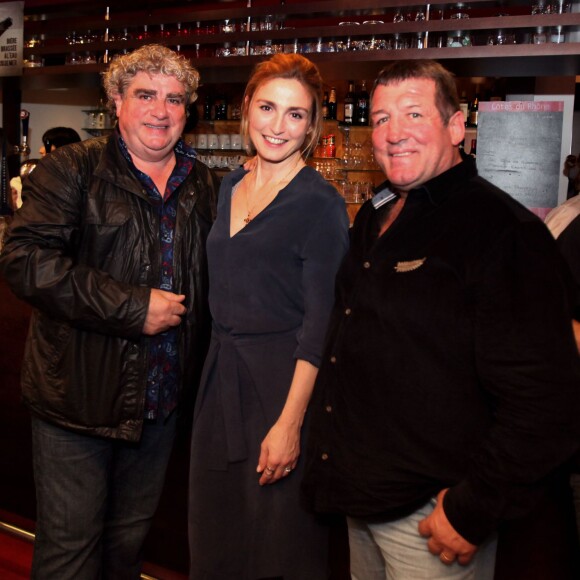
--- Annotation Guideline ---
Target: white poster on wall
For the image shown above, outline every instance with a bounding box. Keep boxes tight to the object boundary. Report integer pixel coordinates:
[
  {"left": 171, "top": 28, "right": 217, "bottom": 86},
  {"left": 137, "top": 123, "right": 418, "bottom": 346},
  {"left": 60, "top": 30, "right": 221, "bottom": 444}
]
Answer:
[
  {"left": 0, "top": 1, "right": 23, "bottom": 76},
  {"left": 477, "top": 100, "right": 565, "bottom": 220}
]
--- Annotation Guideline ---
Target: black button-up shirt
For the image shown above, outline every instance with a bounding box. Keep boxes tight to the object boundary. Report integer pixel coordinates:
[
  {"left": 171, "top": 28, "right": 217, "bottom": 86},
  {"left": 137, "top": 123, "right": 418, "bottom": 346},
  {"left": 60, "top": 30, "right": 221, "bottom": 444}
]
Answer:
[{"left": 302, "top": 156, "right": 580, "bottom": 545}]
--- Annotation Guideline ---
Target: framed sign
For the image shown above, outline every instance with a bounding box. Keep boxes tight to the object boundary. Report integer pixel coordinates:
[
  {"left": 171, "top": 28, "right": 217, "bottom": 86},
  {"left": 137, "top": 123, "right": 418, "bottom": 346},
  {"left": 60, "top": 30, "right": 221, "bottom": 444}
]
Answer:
[{"left": 0, "top": 1, "right": 23, "bottom": 76}]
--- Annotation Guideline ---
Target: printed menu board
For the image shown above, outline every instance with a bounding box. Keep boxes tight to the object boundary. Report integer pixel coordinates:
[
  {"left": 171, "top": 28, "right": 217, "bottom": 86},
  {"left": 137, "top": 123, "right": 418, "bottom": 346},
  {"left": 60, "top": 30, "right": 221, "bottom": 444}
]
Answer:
[{"left": 477, "top": 101, "right": 564, "bottom": 217}]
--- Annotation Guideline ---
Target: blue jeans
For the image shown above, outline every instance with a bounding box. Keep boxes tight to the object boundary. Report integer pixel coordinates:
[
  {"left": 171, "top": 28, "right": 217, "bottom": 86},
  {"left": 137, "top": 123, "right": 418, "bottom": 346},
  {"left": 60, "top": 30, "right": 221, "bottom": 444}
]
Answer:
[
  {"left": 348, "top": 498, "right": 497, "bottom": 580},
  {"left": 30, "top": 413, "right": 177, "bottom": 580}
]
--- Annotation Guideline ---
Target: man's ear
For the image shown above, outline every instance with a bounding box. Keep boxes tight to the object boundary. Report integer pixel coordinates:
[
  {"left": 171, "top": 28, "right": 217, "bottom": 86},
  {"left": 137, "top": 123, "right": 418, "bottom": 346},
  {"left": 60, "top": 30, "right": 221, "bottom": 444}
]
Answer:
[{"left": 448, "top": 110, "right": 466, "bottom": 147}]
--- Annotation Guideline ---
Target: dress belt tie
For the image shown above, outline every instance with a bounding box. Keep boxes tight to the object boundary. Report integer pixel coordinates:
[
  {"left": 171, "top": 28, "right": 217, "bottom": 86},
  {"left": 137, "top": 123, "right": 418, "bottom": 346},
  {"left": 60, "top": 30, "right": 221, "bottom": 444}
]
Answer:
[
  {"left": 213, "top": 326, "right": 248, "bottom": 466},
  {"left": 207, "top": 324, "right": 298, "bottom": 470}
]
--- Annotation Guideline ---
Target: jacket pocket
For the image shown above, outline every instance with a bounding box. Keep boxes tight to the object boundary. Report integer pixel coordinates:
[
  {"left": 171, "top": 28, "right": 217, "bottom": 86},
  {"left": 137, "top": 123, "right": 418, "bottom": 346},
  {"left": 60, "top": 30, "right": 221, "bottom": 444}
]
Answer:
[{"left": 84, "top": 199, "right": 132, "bottom": 226}]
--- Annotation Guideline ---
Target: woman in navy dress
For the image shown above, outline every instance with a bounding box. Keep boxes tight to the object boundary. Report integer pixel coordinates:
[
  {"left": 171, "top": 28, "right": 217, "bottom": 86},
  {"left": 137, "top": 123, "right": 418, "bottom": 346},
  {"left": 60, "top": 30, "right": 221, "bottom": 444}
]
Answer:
[{"left": 188, "top": 54, "right": 349, "bottom": 579}]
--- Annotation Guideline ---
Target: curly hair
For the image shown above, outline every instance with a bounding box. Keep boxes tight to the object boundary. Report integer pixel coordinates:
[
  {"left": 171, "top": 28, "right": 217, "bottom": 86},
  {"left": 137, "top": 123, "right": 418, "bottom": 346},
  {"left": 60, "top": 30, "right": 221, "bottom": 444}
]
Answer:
[
  {"left": 240, "top": 53, "right": 324, "bottom": 159},
  {"left": 102, "top": 44, "right": 200, "bottom": 118}
]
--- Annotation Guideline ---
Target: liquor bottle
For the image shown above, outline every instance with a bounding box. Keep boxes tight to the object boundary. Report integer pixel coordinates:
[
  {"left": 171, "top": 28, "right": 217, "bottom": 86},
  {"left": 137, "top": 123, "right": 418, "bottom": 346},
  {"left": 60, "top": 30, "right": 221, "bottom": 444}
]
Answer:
[
  {"left": 214, "top": 95, "right": 228, "bottom": 120},
  {"left": 328, "top": 87, "right": 337, "bottom": 120},
  {"left": 327, "top": 134, "right": 336, "bottom": 158},
  {"left": 459, "top": 91, "right": 469, "bottom": 126},
  {"left": 203, "top": 96, "right": 213, "bottom": 121},
  {"left": 343, "top": 81, "right": 355, "bottom": 125},
  {"left": 322, "top": 91, "right": 329, "bottom": 120},
  {"left": 470, "top": 138, "right": 477, "bottom": 157},
  {"left": 355, "top": 80, "right": 369, "bottom": 126},
  {"left": 468, "top": 94, "right": 479, "bottom": 128}
]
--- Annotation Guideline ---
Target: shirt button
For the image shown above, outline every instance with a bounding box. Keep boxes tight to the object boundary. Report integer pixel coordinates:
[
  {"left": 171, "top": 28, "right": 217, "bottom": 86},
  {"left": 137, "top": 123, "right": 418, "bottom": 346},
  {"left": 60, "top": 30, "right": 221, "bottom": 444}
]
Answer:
[
  {"left": 363, "top": 261, "right": 371, "bottom": 269},
  {"left": 321, "top": 453, "right": 329, "bottom": 461},
  {"left": 325, "top": 405, "right": 332, "bottom": 413},
  {"left": 330, "top": 356, "right": 337, "bottom": 363},
  {"left": 345, "top": 308, "right": 351, "bottom": 315}
]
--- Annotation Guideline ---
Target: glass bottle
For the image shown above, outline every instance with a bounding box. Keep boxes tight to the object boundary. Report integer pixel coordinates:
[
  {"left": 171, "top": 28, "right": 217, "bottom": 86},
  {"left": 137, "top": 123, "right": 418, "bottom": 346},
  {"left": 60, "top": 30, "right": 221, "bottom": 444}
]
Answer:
[
  {"left": 550, "top": 26, "right": 566, "bottom": 43},
  {"left": 322, "top": 91, "right": 329, "bottom": 120},
  {"left": 328, "top": 88, "right": 337, "bottom": 120},
  {"left": 533, "top": 26, "right": 547, "bottom": 43},
  {"left": 459, "top": 91, "right": 469, "bottom": 126},
  {"left": 355, "top": 80, "right": 370, "bottom": 126},
  {"left": 531, "top": 1, "right": 547, "bottom": 15},
  {"left": 203, "top": 99, "right": 212, "bottom": 121},
  {"left": 344, "top": 81, "right": 355, "bottom": 125},
  {"left": 214, "top": 95, "right": 228, "bottom": 120},
  {"left": 470, "top": 138, "right": 477, "bottom": 157},
  {"left": 468, "top": 94, "right": 479, "bottom": 128}
]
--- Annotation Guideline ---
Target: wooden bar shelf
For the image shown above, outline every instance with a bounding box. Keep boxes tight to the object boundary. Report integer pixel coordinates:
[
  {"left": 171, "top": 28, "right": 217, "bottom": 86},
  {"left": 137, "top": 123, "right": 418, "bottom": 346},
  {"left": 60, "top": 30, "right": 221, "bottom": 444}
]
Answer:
[{"left": 20, "top": 0, "right": 580, "bottom": 81}]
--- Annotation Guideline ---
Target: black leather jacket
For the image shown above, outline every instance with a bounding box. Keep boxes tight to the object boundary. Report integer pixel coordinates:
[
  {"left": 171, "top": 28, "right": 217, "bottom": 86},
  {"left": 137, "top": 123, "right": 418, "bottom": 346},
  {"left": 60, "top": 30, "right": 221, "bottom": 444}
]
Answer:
[{"left": 0, "top": 136, "right": 218, "bottom": 441}]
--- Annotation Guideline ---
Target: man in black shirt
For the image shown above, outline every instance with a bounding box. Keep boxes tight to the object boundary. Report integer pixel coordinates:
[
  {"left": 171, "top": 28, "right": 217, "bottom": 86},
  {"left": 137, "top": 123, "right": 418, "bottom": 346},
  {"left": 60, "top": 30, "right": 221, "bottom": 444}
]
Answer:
[{"left": 302, "top": 60, "right": 580, "bottom": 578}]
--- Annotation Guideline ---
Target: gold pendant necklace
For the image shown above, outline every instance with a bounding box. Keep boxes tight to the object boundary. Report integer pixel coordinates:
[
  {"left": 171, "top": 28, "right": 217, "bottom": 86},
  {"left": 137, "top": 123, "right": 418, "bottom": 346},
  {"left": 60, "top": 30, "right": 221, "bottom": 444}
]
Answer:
[{"left": 244, "top": 159, "right": 302, "bottom": 224}]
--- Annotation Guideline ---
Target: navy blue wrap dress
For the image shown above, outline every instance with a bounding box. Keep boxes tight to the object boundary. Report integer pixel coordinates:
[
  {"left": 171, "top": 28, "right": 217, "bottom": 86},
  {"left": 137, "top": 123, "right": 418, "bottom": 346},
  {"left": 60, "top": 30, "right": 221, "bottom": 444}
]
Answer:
[{"left": 189, "top": 165, "right": 349, "bottom": 579}]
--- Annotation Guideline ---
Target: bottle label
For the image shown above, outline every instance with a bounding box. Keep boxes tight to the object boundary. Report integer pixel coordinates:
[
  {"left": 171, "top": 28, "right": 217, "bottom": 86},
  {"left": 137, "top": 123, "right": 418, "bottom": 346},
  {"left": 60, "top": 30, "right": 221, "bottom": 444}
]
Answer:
[{"left": 344, "top": 103, "right": 353, "bottom": 123}]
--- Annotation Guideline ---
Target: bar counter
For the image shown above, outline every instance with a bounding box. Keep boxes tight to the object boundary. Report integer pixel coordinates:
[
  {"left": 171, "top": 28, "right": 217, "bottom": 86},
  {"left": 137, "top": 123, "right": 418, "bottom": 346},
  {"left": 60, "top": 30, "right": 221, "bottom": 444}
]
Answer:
[{"left": 1, "top": 274, "right": 578, "bottom": 578}]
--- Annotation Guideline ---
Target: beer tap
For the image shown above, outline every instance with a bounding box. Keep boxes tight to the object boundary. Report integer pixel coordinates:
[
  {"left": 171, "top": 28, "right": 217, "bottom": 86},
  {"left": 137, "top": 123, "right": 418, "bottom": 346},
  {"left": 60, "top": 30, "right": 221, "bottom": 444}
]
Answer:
[{"left": 17, "top": 109, "right": 31, "bottom": 164}]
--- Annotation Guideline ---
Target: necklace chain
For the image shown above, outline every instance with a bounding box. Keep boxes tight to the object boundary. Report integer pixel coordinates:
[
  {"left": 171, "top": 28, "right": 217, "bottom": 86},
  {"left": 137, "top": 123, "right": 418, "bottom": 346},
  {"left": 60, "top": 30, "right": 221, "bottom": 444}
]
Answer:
[{"left": 243, "top": 160, "right": 302, "bottom": 224}]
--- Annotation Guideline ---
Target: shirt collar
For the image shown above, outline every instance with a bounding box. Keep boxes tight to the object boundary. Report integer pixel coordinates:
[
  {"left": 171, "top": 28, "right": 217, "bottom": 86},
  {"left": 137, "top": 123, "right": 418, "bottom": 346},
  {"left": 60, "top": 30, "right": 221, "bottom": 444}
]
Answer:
[{"left": 373, "top": 152, "right": 478, "bottom": 208}]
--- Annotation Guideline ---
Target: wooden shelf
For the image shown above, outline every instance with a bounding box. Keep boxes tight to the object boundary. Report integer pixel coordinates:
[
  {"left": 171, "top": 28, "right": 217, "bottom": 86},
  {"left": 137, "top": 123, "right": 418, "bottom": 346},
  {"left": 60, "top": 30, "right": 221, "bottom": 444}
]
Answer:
[
  {"left": 20, "top": 1, "right": 580, "bottom": 81},
  {"left": 21, "top": 44, "right": 580, "bottom": 83}
]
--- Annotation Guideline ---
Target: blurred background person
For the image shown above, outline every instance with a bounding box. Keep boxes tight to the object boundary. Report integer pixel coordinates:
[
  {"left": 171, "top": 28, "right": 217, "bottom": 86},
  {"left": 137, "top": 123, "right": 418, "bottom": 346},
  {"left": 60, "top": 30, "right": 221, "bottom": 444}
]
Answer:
[
  {"left": 10, "top": 126, "right": 81, "bottom": 210},
  {"left": 39, "top": 126, "right": 81, "bottom": 157},
  {"left": 564, "top": 153, "right": 580, "bottom": 200}
]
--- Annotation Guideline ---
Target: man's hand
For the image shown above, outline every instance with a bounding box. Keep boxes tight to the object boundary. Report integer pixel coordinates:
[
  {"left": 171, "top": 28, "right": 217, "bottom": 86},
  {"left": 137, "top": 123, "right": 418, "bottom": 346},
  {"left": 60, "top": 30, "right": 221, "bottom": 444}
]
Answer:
[
  {"left": 418, "top": 489, "right": 477, "bottom": 566},
  {"left": 142, "top": 289, "right": 186, "bottom": 335}
]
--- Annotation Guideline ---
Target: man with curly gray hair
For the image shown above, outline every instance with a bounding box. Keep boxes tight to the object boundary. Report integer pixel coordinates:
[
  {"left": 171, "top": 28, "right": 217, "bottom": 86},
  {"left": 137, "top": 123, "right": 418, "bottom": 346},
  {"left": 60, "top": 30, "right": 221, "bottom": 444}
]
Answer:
[
  {"left": 103, "top": 43, "right": 200, "bottom": 117},
  {"left": 0, "top": 44, "right": 218, "bottom": 578}
]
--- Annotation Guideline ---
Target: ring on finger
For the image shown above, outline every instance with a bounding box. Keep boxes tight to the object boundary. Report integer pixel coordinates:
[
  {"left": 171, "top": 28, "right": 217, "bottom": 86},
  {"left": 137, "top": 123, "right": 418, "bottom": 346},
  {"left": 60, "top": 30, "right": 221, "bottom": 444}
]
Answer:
[
  {"left": 440, "top": 552, "right": 455, "bottom": 564},
  {"left": 265, "top": 466, "right": 275, "bottom": 474},
  {"left": 284, "top": 466, "right": 292, "bottom": 473}
]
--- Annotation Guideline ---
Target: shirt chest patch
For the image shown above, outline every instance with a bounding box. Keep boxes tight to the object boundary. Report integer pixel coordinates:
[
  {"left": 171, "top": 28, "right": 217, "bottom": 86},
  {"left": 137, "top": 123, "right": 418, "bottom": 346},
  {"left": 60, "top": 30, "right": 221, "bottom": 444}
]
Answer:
[{"left": 394, "top": 257, "right": 427, "bottom": 273}]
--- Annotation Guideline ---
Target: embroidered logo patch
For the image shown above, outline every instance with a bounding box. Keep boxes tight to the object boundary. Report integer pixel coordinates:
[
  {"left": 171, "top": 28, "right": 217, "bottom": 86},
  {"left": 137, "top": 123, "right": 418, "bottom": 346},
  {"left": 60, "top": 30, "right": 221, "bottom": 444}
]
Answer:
[{"left": 394, "top": 258, "right": 427, "bottom": 273}]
